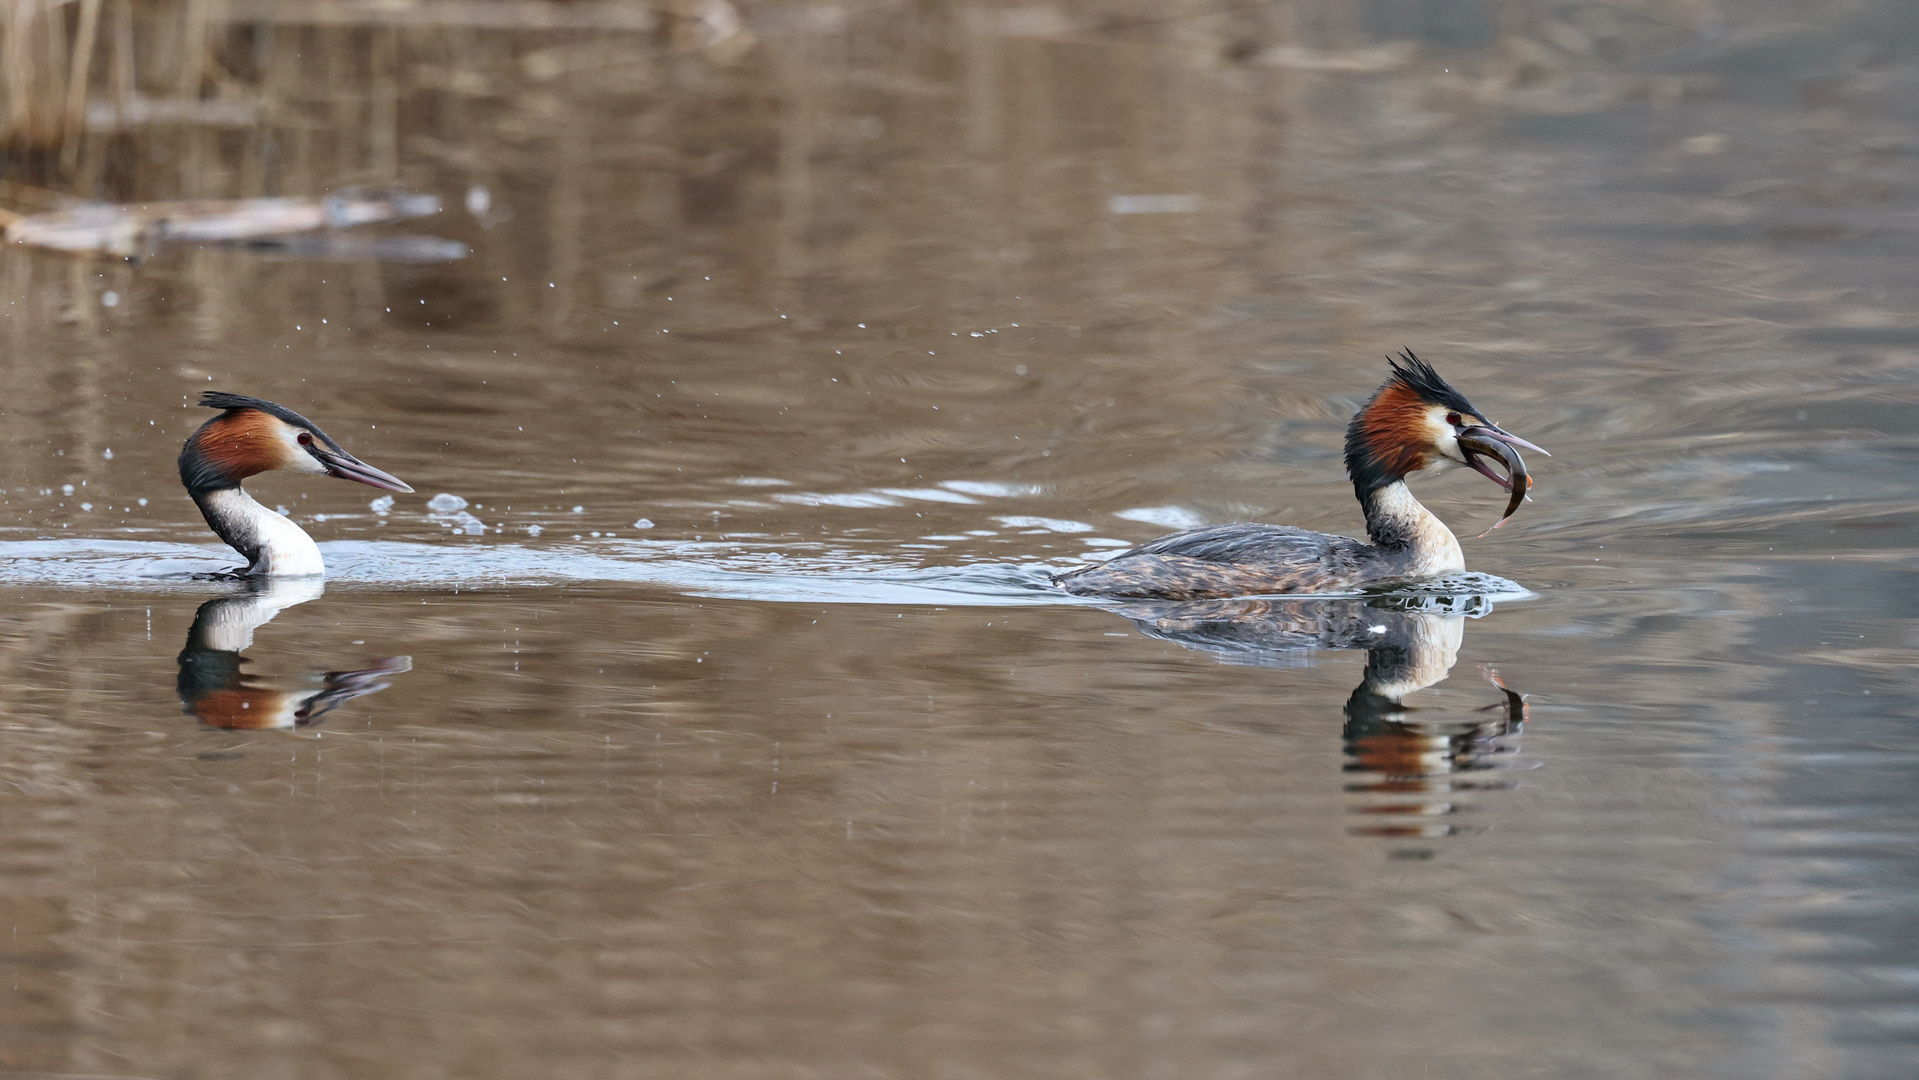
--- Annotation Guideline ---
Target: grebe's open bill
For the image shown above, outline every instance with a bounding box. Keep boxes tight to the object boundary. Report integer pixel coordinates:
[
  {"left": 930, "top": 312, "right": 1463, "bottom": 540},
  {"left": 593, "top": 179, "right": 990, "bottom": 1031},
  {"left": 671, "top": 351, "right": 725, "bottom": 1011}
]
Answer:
[
  {"left": 1457, "top": 430, "right": 1530, "bottom": 536},
  {"left": 1470, "top": 422, "right": 1549, "bottom": 458}
]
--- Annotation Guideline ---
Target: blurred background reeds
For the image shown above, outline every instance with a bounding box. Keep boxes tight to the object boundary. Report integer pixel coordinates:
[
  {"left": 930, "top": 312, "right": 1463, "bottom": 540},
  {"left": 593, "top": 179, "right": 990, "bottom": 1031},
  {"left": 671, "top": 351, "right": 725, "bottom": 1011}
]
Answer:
[{"left": 2, "top": 0, "right": 1750, "bottom": 199}]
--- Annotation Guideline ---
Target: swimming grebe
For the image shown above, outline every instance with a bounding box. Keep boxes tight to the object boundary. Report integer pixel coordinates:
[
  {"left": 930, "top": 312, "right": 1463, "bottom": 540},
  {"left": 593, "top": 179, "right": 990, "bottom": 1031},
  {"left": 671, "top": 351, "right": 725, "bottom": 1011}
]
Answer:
[
  {"left": 179, "top": 392, "right": 413, "bottom": 576},
  {"left": 1053, "top": 352, "right": 1546, "bottom": 599}
]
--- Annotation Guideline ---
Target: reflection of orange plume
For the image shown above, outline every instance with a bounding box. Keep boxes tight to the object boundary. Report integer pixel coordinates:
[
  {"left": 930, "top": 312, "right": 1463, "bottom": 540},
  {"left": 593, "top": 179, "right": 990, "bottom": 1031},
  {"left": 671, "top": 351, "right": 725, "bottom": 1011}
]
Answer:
[
  {"left": 188, "top": 684, "right": 299, "bottom": 730},
  {"left": 176, "top": 581, "right": 410, "bottom": 732},
  {"left": 182, "top": 658, "right": 409, "bottom": 731},
  {"left": 1349, "top": 729, "right": 1454, "bottom": 782}
]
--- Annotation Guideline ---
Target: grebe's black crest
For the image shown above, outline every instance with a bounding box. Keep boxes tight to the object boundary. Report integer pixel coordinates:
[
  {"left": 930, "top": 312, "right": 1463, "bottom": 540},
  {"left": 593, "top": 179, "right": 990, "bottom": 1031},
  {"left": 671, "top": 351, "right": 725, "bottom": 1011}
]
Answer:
[
  {"left": 1344, "top": 350, "right": 1485, "bottom": 500},
  {"left": 1385, "top": 350, "right": 1481, "bottom": 418},
  {"left": 198, "top": 392, "right": 345, "bottom": 451}
]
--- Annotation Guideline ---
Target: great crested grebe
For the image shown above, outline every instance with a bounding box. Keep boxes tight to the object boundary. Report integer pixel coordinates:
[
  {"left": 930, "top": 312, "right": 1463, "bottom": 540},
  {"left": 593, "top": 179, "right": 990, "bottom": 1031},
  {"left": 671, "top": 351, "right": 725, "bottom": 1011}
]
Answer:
[
  {"left": 179, "top": 392, "right": 413, "bottom": 576},
  {"left": 1054, "top": 352, "right": 1547, "bottom": 599}
]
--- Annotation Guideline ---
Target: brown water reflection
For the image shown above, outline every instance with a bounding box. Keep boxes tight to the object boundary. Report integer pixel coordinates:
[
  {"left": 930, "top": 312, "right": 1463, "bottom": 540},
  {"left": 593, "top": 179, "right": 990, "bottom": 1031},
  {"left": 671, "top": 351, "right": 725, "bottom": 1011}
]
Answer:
[
  {"left": 176, "top": 579, "right": 412, "bottom": 729},
  {"left": 3, "top": 0, "right": 1919, "bottom": 1076},
  {"left": 0, "top": 585, "right": 1552, "bottom": 1080},
  {"left": 1113, "top": 595, "right": 1534, "bottom": 839}
]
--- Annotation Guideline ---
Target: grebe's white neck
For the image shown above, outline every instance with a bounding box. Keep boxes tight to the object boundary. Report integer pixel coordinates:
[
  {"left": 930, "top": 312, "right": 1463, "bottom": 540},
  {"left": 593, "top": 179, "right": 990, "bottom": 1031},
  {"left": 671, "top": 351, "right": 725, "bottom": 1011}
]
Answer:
[
  {"left": 193, "top": 487, "right": 326, "bottom": 577},
  {"left": 1360, "top": 480, "right": 1464, "bottom": 579}
]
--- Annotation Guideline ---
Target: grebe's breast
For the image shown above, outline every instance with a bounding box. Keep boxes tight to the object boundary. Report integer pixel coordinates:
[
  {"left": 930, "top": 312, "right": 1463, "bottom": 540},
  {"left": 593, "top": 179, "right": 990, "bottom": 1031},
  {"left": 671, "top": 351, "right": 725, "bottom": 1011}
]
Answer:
[
  {"left": 195, "top": 487, "right": 326, "bottom": 577},
  {"left": 1053, "top": 523, "right": 1376, "bottom": 600}
]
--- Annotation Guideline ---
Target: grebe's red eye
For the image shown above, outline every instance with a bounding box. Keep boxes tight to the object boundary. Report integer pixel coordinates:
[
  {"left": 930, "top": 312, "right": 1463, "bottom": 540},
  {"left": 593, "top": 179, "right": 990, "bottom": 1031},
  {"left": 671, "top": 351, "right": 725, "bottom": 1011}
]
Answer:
[
  {"left": 1445, "top": 412, "right": 1462, "bottom": 428},
  {"left": 297, "top": 431, "right": 314, "bottom": 447}
]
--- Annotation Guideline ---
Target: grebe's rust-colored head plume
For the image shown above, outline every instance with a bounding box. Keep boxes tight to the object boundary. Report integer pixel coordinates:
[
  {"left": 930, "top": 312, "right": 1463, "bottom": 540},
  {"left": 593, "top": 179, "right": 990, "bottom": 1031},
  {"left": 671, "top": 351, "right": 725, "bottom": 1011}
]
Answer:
[
  {"left": 180, "top": 392, "right": 413, "bottom": 495},
  {"left": 1343, "top": 350, "right": 1547, "bottom": 513}
]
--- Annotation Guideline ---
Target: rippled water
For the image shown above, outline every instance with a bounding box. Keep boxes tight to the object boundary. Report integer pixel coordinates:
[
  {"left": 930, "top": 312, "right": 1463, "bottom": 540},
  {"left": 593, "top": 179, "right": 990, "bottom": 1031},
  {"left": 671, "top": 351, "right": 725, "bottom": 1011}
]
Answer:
[{"left": 3, "top": 1, "right": 1919, "bottom": 1076}]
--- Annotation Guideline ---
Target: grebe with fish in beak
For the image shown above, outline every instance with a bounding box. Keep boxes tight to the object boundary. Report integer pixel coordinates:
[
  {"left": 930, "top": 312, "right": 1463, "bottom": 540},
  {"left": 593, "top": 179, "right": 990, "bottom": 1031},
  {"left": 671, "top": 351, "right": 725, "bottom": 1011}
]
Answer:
[{"left": 1053, "top": 352, "right": 1547, "bottom": 600}]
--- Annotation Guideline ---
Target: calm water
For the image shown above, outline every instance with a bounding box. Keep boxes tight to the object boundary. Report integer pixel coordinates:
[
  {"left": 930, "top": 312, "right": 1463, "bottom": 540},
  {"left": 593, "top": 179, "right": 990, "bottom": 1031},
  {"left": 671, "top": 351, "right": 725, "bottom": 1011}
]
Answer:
[{"left": 3, "top": 1, "right": 1919, "bottom": 1076}]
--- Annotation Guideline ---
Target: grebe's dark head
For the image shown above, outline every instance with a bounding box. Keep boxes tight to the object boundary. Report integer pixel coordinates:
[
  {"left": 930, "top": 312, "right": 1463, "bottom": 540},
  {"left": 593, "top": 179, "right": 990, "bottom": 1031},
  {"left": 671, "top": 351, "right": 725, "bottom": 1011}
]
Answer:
[
  {"left": 1343, "top": 351, "right": 1547, "bottom": 500},
  {"left": 179, "top": 392, "right": 414, "bottom": 496}
]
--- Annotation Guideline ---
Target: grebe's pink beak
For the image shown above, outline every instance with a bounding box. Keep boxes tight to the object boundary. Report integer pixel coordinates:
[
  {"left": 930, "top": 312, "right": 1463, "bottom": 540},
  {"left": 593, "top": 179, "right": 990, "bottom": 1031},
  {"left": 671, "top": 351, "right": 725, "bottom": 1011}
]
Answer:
[
  {"left": 313, "top": 445, "right": 413, "bottom": 492},
  {"left": 1467, "top": 423, "right": 1548, "bottom": 457}
]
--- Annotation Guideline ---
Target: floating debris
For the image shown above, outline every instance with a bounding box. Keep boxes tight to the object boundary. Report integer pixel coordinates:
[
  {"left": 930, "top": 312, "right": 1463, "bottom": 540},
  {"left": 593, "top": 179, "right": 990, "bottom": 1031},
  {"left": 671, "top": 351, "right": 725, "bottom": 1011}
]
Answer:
[
  {"left": 4, "top": 186, "right": 464, "bottom": 261},
  {"left": 1107, "top": 194, "right": 1202, "bottom": 214},
  {"left": 223, "top": 0, "right": 660, "bottom": 31},
  {"left": 85, "top": 97, "right": 263, "bottom": 131},
  {"left": 666, "top": 0, "right": 755, "bottom": 64}
]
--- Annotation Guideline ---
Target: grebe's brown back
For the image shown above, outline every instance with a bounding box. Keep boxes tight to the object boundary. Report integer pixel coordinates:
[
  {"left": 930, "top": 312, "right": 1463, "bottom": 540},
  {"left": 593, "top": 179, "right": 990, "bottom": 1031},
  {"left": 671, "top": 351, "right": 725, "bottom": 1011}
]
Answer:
[
  {"left": 178, "top": 392, "right": 413, "bottom": 576},
  {"left": 1053, "top": 352, "right": 1546, "bottom": 600}
]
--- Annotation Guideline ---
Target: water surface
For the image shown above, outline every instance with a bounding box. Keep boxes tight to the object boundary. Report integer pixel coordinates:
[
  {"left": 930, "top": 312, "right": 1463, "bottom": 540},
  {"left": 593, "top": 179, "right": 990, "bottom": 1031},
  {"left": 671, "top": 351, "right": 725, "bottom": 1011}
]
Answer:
[{"left": 3, "top": 1, "right": 1918, "bottom": 1076}]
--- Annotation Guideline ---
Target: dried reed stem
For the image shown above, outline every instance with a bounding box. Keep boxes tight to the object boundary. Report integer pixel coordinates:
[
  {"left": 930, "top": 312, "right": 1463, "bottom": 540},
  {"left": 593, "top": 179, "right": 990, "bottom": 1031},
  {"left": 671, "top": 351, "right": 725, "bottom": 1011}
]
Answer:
[{"left": 61, "top": 0, "right": 104, "bottom": 168}]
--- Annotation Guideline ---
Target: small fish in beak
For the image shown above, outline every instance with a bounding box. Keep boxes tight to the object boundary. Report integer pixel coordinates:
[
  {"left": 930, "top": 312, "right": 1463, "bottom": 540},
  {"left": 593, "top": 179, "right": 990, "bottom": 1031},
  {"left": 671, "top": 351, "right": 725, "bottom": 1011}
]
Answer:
[{"left": 1457, "top": 425, "right": 1542, "bottom": 534}]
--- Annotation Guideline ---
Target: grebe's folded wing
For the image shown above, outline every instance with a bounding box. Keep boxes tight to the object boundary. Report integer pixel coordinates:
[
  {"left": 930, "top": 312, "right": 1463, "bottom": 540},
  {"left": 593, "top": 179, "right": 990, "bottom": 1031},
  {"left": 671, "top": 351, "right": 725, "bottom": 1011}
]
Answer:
[
  {"left": 1055, "top": 523, "right": 1373, "bottom": 599},
  {"left": 1119, "top": 523, "right": 1355, "bottom": 563}
]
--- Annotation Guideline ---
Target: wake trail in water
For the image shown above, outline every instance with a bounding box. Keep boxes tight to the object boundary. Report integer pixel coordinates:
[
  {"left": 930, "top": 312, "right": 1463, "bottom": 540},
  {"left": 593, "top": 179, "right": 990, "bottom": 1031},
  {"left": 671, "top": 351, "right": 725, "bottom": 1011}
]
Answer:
[
  {"left": 0, "top": 539, "right": 1533, "bottom": 606},
  {"left": 0, "top": 539, "right": 1073, "bottom": 605}
]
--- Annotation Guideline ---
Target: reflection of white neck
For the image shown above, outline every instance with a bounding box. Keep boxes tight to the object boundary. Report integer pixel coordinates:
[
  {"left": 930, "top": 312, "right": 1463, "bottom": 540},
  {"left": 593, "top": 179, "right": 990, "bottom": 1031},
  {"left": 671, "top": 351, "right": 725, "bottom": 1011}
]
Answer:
[
  {"left": 199, "top": 577, "right": 325, "bottom": 652},
  {"left": 201, "top": 487, "right": 326, "bottom": 577},
  {"left": 1366, "top": 610, "right": 1464, "bottom": 702}
]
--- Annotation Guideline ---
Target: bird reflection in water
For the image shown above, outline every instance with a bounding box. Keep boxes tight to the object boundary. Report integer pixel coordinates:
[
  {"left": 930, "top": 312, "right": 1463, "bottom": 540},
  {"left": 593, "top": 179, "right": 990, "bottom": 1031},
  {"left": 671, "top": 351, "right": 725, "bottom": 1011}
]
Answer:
[
  {"left": 176, "top": 578, "right": 410, "bottom": 730},
  {"left": 1111, "top": 594, "right": 1530, "bottom": 843}
]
